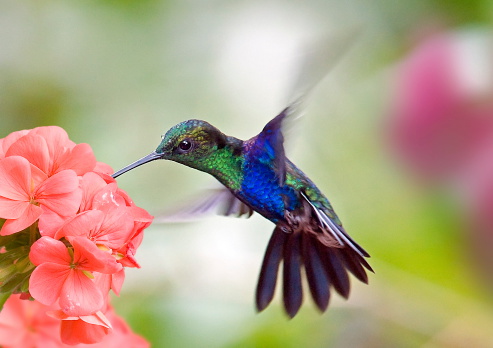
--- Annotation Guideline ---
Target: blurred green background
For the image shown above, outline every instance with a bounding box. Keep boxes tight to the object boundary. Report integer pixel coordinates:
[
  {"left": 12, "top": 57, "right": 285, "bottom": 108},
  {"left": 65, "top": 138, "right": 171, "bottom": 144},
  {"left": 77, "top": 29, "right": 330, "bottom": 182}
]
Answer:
[{"left": 2, "top": 0, "right": 493, "bottom": 347}]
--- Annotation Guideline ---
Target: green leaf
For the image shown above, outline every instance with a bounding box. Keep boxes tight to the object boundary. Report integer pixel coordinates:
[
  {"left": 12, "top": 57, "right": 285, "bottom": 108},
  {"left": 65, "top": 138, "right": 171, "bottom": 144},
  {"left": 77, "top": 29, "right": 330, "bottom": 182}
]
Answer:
[
  {"left": 0, "top": 272, "right": 30, "bottom": 293},
  {"left": 0, "top": 292, "right": 11, "bottom": 312}
]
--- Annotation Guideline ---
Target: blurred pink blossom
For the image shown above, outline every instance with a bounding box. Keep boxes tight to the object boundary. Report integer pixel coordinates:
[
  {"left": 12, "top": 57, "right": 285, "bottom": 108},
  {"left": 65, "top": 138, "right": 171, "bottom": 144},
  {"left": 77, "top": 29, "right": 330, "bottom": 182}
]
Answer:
[
  {"left": 390, "top": 30, "right": 493, "bottom": 183},
  {"left": 0, "top": 295, "right": 149, "bottom": 348},
  {"left": 389, "top": 29, "right": 493, "bottom": 281}
]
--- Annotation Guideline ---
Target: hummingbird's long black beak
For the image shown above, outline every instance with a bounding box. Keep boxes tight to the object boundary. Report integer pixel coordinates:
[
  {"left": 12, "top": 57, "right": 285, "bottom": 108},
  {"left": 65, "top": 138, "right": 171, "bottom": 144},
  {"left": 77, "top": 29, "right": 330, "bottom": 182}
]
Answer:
[{"left": 112, "top": 151, "right": 162, "bottom": 178}]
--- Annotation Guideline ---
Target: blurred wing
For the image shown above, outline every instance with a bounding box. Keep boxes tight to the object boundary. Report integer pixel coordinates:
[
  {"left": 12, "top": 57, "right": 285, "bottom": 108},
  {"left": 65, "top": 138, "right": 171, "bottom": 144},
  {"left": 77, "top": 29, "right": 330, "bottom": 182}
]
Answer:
[
  {"left": 154, "top": 187, "right": 254, "bottom": 223},
  {"left": 280, "top": 28, "right": 361, "bottom": 140},
  {"left": 250, "top": 29, "right": 360, "bottom": 186}
]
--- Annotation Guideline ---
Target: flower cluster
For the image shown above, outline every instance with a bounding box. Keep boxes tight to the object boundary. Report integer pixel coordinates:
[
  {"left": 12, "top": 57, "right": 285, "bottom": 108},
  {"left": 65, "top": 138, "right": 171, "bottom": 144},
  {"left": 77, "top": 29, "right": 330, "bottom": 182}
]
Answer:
[{"left": 0, "top": 126, "right": 152, "bottom": 346}]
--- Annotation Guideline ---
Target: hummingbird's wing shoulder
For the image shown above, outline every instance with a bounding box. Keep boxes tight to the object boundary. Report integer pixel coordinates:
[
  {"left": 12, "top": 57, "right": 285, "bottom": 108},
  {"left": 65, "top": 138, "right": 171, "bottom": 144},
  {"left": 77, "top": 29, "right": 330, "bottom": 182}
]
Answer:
[
  {"left": 249, "top": 107, "right": 292, "bottom": 186},
  {"left": 154, "top": 186, "right": 254, "bottom": 223}
]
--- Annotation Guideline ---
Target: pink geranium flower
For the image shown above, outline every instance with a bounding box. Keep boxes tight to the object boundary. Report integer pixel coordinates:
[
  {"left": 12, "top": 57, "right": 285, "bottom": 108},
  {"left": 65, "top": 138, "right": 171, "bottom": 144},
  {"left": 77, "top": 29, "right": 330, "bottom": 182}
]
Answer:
[
  {"left": 4, "top": 126, "right": 97, "bottom": 177},
  {"left": 0, "top": 156, "right": 81, "bottom": 236},
  {"left": 54, "top": 209, "right": 134, "bottom": 251},
  {"left": 0, "top": 295, "right": 149, "bottom": 348},
  {"left": 389, "top": 31, "right": 493, "bottom": 182},
  {"left": 29, "top": 236, "right": 122, "bottom": 316}
]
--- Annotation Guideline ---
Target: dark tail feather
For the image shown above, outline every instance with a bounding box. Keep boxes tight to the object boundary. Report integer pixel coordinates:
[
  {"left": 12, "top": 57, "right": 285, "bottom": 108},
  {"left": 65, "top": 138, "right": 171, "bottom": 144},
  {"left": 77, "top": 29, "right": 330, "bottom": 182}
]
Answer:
[
  {"left": 302, "top": 234, "right": 330, "bottom": 312},
  {"left": 256, "top": 226, "right": 371, "bottom": 317},
  {"left": 282, "top": 231, "right": 303, "bottom": 318},
  {"left": 316, "top": 242, "right": 351, "bottom": 299},
  {"left": 256, "top": 227, "right": 286, "bottom": 312},
  {"left": 336, "top": 248, "right": 374, "bottom": 284}
]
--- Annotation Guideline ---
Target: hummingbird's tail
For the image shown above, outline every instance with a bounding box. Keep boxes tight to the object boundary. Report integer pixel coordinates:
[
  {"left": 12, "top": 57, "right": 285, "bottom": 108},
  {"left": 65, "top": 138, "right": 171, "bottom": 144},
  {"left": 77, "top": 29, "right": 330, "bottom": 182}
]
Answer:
[{"left": 255, "top": 226, "right": 373, "bottom": 318}]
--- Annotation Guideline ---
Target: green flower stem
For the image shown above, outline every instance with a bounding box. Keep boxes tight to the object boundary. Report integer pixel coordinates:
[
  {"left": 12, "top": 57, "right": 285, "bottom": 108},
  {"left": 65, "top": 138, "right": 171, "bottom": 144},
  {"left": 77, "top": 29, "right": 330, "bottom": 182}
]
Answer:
[{"left": 29, "top": 222, "right": 38, "bottom": 246}]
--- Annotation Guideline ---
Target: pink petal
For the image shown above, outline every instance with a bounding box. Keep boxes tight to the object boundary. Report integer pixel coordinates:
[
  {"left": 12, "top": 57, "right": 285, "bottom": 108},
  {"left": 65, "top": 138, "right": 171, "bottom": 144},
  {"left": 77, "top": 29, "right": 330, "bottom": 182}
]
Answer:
[
  {"left": 93, "top": 273, "right": 112, "bottom": 304},
  {"left": 91, "top": 183, "right": 127, "bottom": 211},
  {"left": 70, "top": 237, "right": 122, "bottom": 274},
  {"left": 98, "top": 172, "right": 117, "bottom": 184},
  {"left": 54, "top": 210, "right": 104, "bottom": 240},
  {"left": 94, "top": 162, "right": 114, "bottom": 175},
  {"left": 36, "top": 169, "right": 79, "bottom": 196},
  {"left": 115, "top": 187, "right": 134, "bottom": 206},
  {"left": 129, "top": 205, "right": 154, "bottom": 223},
  {"left": 29, "top": 262, "right": 69, "bottom": 306},
  {"left": 0, "top": 198, "right": 28, "bottom": 220},
  {"left": 0, "top": 156, "right": 31, "bottom": 201},
  {"left": 128, "top": 206, "right": 153, "bottom": 243},
  {"left": 30, "top": 126, "right": 74, "bottom": 173},
  {"left": 59, "top": 270, "right": 104, "bottom": 316},
  {"left": 80, "top": 310, "right": 112, "bottom": 328},
  {"left": 0, "top": 295, "right": 63, "bottom": 348},
  {"left": 60, "top": 312, "right": 111, "bottom": 345},
  {"left": 57, "top": 143, "right": 96, "bottom": 175},
  {"left": 111, "top": 269, "right": 125, "bottom": 296},
  {"left": 5, "top": 133, "right": 50, "bottom": 174},
  {"left": 30, "top": 162, "right": 49, "bottom": 187},
  {"left": 0, "top": 295, "right": 27, "bottom": 345},
  {"left": 79, "top": 172, "right": 108, "bottom": 212},
  {"left": 93, "top": 272, "right": 123, "bottom": 302},
  {"left": 0, "top": 129, "right": 30, "bottom": 157},
  {"left": 30, "top": 126, "right": 72, "bottom": 146},
  {"left": 35, "top": 170, "right": 82, "bottom": 217},
  {"left": 0, "top": 204, "right": 42, "bottom": 236},
  {"left": 29, "top": 236, "right": 71, "bottom": 265},
  {"left": 117, "top": 240, "right": 141, "bottom": 268},
  {"left": 129, "top": 224, "right": 146, "bottom": 251},
  {"left": 95, "top": 207, "right": 134, "bottom": 249},
  {"left": 37, "top": 208, "right": 69, "bottom": 238},
  {"left": 38, "top": 186, "right": 83, "bottom": 217}
]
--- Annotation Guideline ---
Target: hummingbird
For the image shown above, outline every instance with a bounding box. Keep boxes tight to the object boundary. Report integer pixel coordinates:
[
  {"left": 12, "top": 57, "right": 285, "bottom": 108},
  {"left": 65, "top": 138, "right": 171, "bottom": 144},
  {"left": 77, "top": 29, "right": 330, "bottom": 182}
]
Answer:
[
  {"left": 113, "top": 30, "right": 372, "bottom": 317},
  {"left": 112, "top": 104, "right": 373, "bottom": 318}
]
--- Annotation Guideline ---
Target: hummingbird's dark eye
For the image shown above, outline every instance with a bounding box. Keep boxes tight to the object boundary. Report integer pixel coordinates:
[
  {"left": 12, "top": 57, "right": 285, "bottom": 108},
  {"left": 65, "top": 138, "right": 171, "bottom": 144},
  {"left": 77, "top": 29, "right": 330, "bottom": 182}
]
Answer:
[{"left": 178, "top": 139, "right": 192, "bottom": 152}]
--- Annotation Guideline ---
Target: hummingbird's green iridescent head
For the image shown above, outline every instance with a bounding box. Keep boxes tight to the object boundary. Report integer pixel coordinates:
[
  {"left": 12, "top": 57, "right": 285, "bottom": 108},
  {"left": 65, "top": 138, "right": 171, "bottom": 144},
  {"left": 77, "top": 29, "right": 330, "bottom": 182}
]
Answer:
[{"left": 155, "top": 119, "right": 227, "bottom": 165}]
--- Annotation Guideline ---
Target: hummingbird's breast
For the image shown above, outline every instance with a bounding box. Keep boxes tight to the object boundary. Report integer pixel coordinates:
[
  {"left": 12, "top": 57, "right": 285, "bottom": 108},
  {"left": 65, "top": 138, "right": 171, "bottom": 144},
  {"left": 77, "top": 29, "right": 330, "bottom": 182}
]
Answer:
[{"left": 238, "top": 157, "right": 300, "bottom": 223}]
